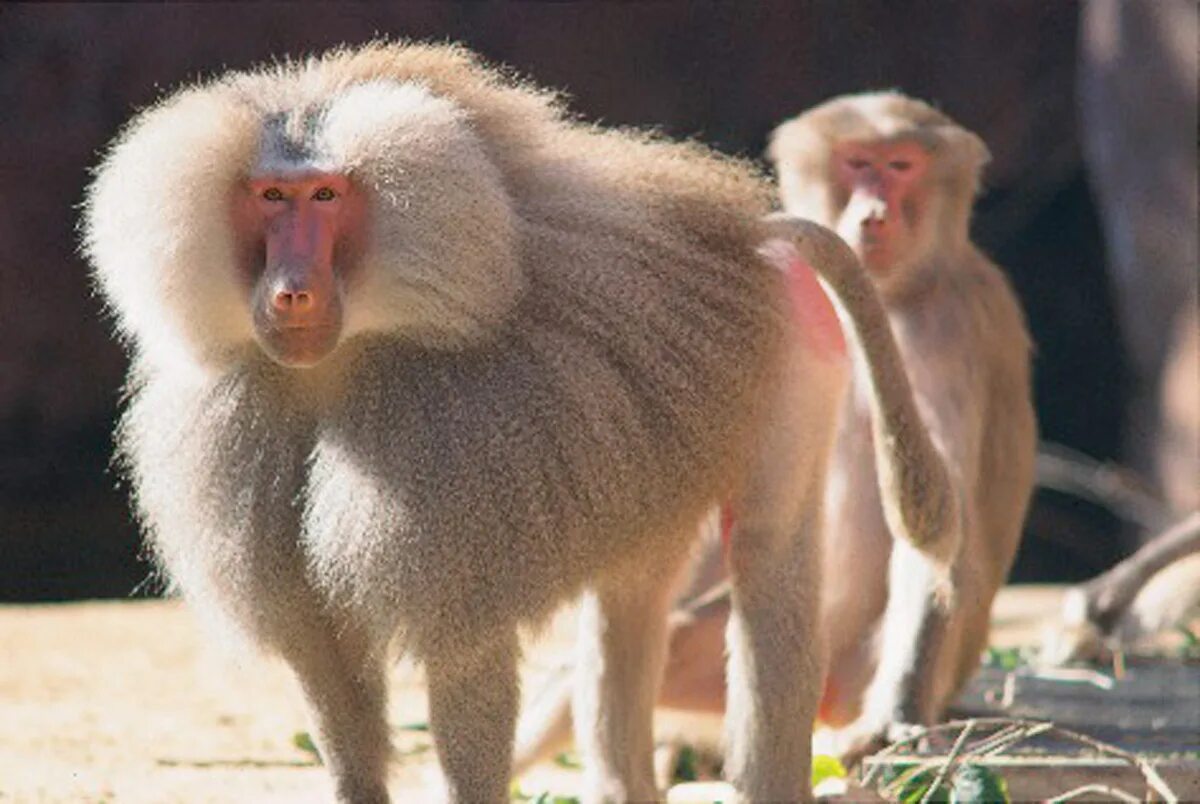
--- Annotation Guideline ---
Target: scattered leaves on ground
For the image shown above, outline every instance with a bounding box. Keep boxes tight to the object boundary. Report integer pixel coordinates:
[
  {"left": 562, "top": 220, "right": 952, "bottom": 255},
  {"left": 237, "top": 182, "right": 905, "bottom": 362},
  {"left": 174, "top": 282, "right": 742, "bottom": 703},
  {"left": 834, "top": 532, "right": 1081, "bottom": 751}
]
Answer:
[
  {"left": 398, "top": 720, "right": 430, "bottom": 732},
  {"left": 882, "top": 762, "right": 1010, "bottom": 803},
  {"left": 292, "top": 730, "right": 321, "bottom": 763},
  {"left": 553, "top": 751, "right": 582, "bottom": 769}
]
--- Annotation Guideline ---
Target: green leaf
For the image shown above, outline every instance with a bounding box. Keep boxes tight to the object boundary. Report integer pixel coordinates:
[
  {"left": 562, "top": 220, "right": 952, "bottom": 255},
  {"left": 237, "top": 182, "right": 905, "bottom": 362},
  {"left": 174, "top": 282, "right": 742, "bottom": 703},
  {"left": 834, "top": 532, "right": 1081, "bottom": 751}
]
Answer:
[
  {"left": 553, "top": 751, "right": 582, "bottom": 769},
  {"left": 1176, "top": 625, "right": 1200, "bottom": 658},
  {"left": 984, "top": 646, "right": 1022, "bottom": 671},
  {"left": 882, "top": 765, "right": 950, "bottom": 804},
  {"left": 509, "top": 789, "right": 579, "bottom": 804},
  {"left": 811, "top": 753, "right": 847, "bottom": 786},
  {"left": 292, "top": 730, "right": 321, "bottom": 762},
  {"left": 901, "top": 775, "right": 951, "bottom": 804},
  {"left": 397, "top": 743, "right": 432, "bottom": 759},
  {"left": 673, "top": 744, "right": 700, "bottom": 783},
  {"left": 879, "top": 762, "right": 914, "bottom": 783},
  {"left": 398, "top": 720, "right": 430, "bottom": 732},
  {"left": 950, "top": 764, "right": 1009, "bottom": 803},
  {"left": 880, "top": 762, "right": 1009, "bottom": 804}
]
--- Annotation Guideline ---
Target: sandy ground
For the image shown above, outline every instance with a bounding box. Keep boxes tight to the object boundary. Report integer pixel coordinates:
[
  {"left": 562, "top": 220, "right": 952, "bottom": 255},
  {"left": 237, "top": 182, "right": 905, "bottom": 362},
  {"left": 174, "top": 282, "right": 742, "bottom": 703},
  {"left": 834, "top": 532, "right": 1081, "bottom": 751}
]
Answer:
[
  {"left": 0, "top": 597, "right": 585, "bottom": 803},
  {"left": 0, "top": 586, "right": 1194, "bottom": 802}
]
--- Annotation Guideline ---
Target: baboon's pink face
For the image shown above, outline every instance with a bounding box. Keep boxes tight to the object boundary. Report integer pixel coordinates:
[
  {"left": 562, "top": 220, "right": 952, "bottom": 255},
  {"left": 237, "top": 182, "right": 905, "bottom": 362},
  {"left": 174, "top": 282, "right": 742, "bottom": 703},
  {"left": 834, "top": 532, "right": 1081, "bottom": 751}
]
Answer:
[
  {"left": 832, "top": 140, "right": 930, "bottom": 273},
  {"left": 232, "top": 173, "right": 367, "bottom": 367}
]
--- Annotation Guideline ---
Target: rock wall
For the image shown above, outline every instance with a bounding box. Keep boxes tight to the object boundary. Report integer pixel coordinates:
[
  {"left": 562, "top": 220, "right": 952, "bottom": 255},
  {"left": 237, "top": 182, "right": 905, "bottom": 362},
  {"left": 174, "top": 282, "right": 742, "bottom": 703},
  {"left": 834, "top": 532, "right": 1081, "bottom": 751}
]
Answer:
[{"left": 0, "top": 3, "right": 1125, "bottom": 598}]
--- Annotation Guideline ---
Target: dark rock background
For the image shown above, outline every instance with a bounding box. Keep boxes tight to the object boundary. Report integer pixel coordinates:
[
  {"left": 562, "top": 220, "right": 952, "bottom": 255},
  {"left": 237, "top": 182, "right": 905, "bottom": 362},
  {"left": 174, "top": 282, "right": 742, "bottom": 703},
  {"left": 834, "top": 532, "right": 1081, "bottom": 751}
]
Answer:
[{"left": 0, "top": 3, "right": 1138, "bottom": 599}]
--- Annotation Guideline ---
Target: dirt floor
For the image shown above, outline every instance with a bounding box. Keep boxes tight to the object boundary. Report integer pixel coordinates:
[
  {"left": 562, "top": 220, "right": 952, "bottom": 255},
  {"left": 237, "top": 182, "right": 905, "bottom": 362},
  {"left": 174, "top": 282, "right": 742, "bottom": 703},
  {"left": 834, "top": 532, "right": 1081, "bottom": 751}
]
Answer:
[{"left": 0, "top": 586, "right": 1196, "bottom": 802}]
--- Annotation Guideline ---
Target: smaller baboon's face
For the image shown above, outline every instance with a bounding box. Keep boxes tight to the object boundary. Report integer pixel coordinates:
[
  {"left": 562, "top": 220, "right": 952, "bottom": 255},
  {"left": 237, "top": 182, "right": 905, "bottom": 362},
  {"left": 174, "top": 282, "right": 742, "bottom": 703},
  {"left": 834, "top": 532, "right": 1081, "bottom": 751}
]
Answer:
[
  {"left": 832, "top": 139, "right": 931, "bottom": 274},
  {"left": 232, "top": 171, "right": 367, "bottom": 367}
]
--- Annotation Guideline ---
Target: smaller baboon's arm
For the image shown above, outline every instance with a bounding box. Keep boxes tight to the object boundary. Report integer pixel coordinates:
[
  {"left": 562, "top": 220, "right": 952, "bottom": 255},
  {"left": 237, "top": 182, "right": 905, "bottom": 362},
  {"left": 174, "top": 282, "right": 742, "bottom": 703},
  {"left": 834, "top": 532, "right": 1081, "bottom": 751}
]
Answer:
[
  {"left": 761, "top": 214, "right": 962, "bottom": 566},
  {"left": 1081, "top": 511, "right": 1200, "bottom": 631}
]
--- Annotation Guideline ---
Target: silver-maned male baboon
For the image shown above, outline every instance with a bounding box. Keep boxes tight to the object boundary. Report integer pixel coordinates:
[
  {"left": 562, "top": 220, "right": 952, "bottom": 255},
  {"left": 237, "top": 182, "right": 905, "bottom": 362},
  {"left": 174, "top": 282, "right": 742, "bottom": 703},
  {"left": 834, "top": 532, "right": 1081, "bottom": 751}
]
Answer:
[{"left": 84, "top": 44, "right": 923, "bottom": 802}]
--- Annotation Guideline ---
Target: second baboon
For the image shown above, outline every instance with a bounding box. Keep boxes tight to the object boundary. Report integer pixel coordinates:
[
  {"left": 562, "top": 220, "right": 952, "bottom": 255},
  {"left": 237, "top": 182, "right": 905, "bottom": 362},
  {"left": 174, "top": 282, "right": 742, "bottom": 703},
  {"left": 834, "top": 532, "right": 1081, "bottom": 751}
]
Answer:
[{"left": 514, "top": 92, "right": 1038, "bottom": 774}]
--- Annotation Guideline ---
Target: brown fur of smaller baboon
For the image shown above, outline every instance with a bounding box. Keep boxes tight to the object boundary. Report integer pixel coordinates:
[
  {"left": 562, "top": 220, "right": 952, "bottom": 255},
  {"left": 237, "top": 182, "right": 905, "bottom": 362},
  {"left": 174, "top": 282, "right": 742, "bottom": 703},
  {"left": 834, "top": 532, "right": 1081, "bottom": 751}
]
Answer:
[
  {"left": 512, "top": 92, "right": 1038, "bottom": 775},
  {"left": 771, "top": 94, "right": 1036, "bottom": 754},
  {"left": 775, "top": 93, "right": 1036, "bottom": 755}
]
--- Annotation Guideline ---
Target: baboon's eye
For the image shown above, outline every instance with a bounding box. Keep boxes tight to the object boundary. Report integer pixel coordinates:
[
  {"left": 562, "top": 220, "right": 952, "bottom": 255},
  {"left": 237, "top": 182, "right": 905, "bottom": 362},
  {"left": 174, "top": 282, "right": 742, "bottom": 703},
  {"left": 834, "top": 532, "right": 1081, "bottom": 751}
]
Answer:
[
  {"left": 888, "top": 160, "right": 913, "bottom": 172},
  {"left": 846, "top": 157, "right": 871, "bottom": 171},
  {"left": 312, "top": 187, "right": 337, "bottom": 202},
  {"left": 262, "top": 187, "right": 285, "bottom": 202}
]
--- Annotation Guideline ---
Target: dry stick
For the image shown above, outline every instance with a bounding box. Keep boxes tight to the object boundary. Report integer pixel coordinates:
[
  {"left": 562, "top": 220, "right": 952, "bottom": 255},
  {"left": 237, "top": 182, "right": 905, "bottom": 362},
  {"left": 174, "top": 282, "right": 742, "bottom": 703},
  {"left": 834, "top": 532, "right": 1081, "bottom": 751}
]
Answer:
[
  {"left": 1030, "top": 666, "right": 1115, "bottom": 689},
  {"left": 861, "top": 718, "right": 1003, "bottom": 786},
  {"left": 1135, "top": 757, "right": 1176, "bottom": 802},
  {"left": 919, "top": 720, "right": 976, "bottom": 804},
  {"left": 1047, "top": 784, "right": 1142, "bottom": 804},
  {"left": 1047, "top": 723, "right": 1178, "bottom": 803},
  {"left": 879, "top": 755, "right": 982, "bottom": 801},
  {"left": 860, "top": 717, "right": 1178, "bottom": 803},
  {"left": 1008, "top": 721, "right": 1173, "bottom": 802},
  {"left": 961, "top": 722, "right": 1032, "bottom": 758},
  {"left": 862, "top": 718, "right": 1018, "bottom": 787},
  {"left": 975, "top": 721, "right": 1053, "bottom": 758},
  {"left": 880, "top": 761, "right": 937, "bottom": 798},
  {"left": 999, "top": 671, "right": 1017, "bottom": 707},
  {"left": 965, "top": 722, "right": 1024, "bottom": 755},
  {"left": 876, "top": 720, "right": 1032, "bottom": 797}
]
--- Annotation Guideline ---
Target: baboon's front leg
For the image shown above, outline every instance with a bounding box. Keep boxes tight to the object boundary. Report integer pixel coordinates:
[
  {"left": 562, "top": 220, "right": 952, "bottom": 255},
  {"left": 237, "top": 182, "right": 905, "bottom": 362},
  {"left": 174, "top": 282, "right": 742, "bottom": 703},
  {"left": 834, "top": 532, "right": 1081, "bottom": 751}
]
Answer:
[
  {"left": 724, "top": 514, "right": 821, "bottom": 803},
  {"left": 426, "top": 632, "right": 522, "bottom": 804},
  {"left": 279, "top": 619, "right": 392, "bottom": 804},
  {"left": 574, "top": 558, "right": 689, "bottom": 803}
]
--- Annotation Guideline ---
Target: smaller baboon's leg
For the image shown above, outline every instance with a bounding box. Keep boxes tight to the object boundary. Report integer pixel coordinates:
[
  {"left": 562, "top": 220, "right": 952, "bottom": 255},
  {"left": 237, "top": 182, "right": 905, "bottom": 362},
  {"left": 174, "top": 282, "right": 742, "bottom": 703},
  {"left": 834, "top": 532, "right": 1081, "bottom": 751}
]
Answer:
[
  {"left": 574, "top": 556, "right": 690, "bottom": 803},
  {"left": 1044, "top": 512, "right": 1200, "bottom": 663},
  {"left": 658, "top": 589, "right": 732, "bottom": 713},
  {"left": 426, "top": 631, "right": 522, "bottom": 804},
  {"left": 513, "top": 662, "right": 575, "bottom": 776},
  {"left": 1080, "top": 511, "right": 1200, "bottom": 632},
  {"left": 860, "top": 538, "right": 954, "bottom": 727}
]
